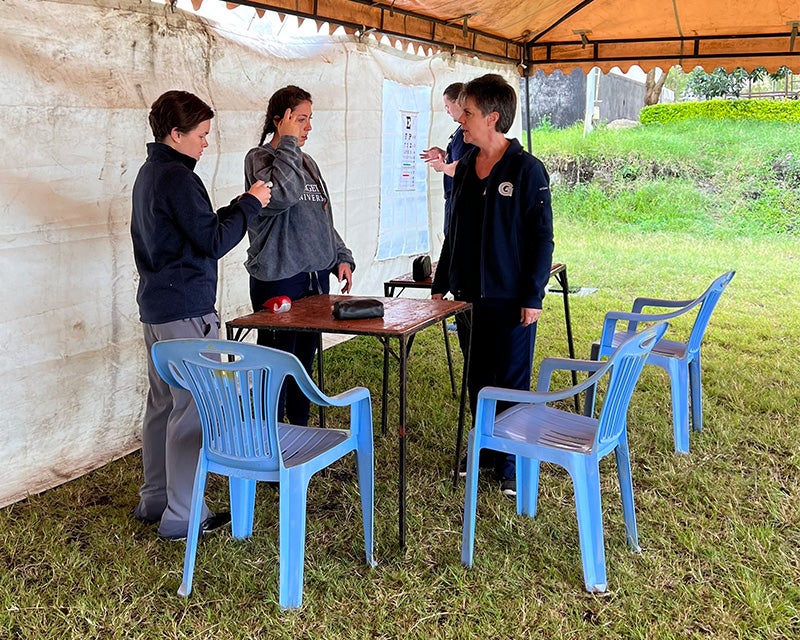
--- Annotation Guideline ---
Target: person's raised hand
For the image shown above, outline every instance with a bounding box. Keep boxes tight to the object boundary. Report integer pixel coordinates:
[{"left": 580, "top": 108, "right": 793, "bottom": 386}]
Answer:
[
  {"left": 420, "top": 146, "right": 445, "bottom": 162},
  {"left": 248, "top": 180, "right": 272, "bottom": 207},
  {"left": 276, "top": 107, "right": 305, "bottom": 140}
]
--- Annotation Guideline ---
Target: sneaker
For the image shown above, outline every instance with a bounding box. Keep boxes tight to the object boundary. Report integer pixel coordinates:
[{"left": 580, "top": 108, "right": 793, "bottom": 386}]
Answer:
[
  {"left": 458, "top": 455, "right": 468, "bottom": 478},
  {"left": 159, "top": 511, "right": 232, "bottom": 541},
  {"left": 500, "top": 479, "right": 516, "bottom": 497}
]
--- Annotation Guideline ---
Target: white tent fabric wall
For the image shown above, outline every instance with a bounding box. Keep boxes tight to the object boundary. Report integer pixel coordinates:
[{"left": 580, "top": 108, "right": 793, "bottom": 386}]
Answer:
[{"left": 0, "top": 0, "right": 517, "bottom": 507}]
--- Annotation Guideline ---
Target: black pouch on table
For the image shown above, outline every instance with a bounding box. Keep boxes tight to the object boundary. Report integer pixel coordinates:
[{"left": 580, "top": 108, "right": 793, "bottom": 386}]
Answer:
[{"left": 332, "top": 298, "right": 385, "bottom": 320}]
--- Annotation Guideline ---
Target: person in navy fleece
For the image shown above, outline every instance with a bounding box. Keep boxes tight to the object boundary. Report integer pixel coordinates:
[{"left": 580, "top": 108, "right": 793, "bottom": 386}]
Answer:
[
  {"left": 432, "top": 74, "right": 554, "bottom": 498},
  {"left": 130, "top": 90, "right": 271, "bottom": 540}
]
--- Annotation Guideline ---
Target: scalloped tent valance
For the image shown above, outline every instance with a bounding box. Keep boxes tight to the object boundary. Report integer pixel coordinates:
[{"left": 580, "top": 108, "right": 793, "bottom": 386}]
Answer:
[{"left": 198, "top": 0, "right": 800, "bottom": 74}]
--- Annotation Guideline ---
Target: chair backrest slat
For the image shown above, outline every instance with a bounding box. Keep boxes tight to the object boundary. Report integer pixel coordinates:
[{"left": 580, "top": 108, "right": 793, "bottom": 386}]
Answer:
[
  {"left": 152, "top": 341, "right": 315, "bottom": 470},
  {"left": 597, "top": 323, "right": 668, "bottom": 446},
  {"left": 686, "top": 270, "right": 735, "bottom": 356}
]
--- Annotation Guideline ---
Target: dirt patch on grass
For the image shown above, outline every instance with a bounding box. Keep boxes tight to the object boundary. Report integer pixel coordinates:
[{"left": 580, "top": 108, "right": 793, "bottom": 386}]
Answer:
[{"left": 546, "top": 155, "right": 686, "bottom": 186}]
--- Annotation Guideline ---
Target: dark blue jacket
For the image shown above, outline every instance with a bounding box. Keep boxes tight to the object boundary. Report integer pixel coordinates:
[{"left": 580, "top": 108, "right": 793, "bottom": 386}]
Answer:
[
  {"left": 433, "top": 138, "right": 554, "bottom": 309},
  {"left": 131, "top": 143, "right": 261, "bottom": 324},
  {"left": 443, "top": 126, "right": 475, "bottom": 234}
]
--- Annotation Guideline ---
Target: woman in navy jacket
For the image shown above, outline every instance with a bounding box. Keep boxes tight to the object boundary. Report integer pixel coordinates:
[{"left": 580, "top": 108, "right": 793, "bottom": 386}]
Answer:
[
  {"left": 432, "top": 74, "right": 554, "bottom": 497},
  {"left": 131, "top": 90, "right": 271, "bottom": 539}
]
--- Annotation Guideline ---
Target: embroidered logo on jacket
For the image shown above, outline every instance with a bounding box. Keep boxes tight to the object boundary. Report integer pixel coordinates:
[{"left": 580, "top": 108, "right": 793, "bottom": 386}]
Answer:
[{"left": 498, "top": 181, "right": 514, "bottom": 197}]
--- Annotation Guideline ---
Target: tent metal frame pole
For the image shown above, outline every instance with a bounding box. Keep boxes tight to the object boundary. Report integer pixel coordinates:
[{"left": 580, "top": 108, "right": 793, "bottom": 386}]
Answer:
[{"left": 524, "top": 73, "right": 532, "bottom": 154}]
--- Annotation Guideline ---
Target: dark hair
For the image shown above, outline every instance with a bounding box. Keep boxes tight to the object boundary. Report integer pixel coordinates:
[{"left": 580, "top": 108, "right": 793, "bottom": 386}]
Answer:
[
  {"left": 461, "top": 74, "right": 516, "bottom": 133},
  {"left": 258, "top": 85, "right": 313, "bottom": 145},
  {"left": 443, "top": 82, "right": 464, "bottom": 101},
  {"left": 148, "top": 90, "right": 214, "bottom": 141}
]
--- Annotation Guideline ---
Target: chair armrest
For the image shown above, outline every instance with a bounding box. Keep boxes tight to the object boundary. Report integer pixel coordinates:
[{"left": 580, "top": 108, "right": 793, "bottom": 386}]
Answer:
[
  {"left": 536, "top": 357, "right": 607, "bottom": 392},
  {"left": 631, "top": 296, "right": 696, "bottom": 313},
  {"left": 479, "top": 358, "right": 613, "bottom": 406},
  {"left": 316, "top": 386, "right": 371, "bottom": 408},
  {"left": 600, "top": 302, "right": 695, "bottom": 345}
]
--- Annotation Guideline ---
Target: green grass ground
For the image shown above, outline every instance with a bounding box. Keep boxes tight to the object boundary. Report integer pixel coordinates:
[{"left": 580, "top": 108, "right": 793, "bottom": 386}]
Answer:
[{"left": 1, "top": 119, "right": 799, "bottom": 639}]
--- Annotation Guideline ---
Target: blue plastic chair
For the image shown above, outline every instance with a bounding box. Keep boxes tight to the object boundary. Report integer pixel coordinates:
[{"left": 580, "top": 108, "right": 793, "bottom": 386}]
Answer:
[
  {"left": 150, "top": 339, "right": 375, "bottom": 609},
  {"left": 461, "top": 322, "right": 669, "bottom": 593},
  {"left": 590, "top": 271, "right": 734, "bottom": 453}
]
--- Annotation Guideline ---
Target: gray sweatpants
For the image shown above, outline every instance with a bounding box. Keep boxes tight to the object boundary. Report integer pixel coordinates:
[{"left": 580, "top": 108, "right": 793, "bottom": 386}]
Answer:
[{"left": 134, "top": 313, "right": 219, "bottom": 538}]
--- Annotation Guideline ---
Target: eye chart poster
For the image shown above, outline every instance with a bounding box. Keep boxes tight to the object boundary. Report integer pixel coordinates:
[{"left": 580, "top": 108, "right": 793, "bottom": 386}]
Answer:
[{"left": 378, "top": 80, "right": 431, "bottom": 259}]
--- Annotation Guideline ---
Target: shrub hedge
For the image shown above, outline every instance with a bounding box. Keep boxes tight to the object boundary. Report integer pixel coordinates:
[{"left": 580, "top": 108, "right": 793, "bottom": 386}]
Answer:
[{"left": 640, "top": 99, "right": 800, "bottom": 124}]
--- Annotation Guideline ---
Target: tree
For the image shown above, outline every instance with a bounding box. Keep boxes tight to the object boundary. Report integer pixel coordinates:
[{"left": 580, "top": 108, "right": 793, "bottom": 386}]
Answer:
[
  {"left": 685, "top": 67, "right": 749, "bottom": 99},
  {"left": 685, "top": 66, "right": 793, "bottom": 100},
  {"left": 644, "top": 67, "right": 669, "bottom": 106}
]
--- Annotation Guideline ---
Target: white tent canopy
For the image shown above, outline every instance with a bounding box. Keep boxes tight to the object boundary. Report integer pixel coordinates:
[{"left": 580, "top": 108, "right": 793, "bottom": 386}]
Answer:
[{"left": 0, "top": 0, "right": 516, "bottom": 507}]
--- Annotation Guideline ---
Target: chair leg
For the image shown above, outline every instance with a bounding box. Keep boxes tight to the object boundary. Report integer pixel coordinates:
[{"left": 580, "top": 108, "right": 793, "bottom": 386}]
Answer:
[
  {"left": 355, "top": 402, "right": 376, "bottom": 567},
  {"left": 668, "top": 360, "right": 690, "bottom": 454},
  {"left": 279, "top": 471, "right": 309, "bottom": 609},
  {"left": 460, "top": 431, "right": 481, "bottom": 568},
  {"left": 517, "top": 456, "right": 540, "bottom": 518},
  {"left": 614, "top": 437, "right": 640, "bottom": 552},
  {"left": 689, "top": 355, "right": 703, "bottom": 433},
  {"left": 570, "top": 456, "right": 607, "bottom": 593},
  {"left": 229, "top": 477, "right": 257, "bottom": 539},
  {"left": 178, "top": 461, "right": 208, "bottom": 597}
]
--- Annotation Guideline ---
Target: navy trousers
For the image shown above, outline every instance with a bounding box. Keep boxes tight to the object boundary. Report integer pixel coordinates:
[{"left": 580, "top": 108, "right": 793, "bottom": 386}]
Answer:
[
  {"left": 249, "top": 270, "right": 330, "bottom": 425},
  {"left": 455, "top": 297, "right": 537, "bottom": 480}
]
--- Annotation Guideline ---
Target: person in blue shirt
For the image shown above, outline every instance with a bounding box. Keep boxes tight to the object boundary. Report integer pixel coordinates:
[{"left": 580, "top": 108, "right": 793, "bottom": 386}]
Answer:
[
  {"left": 421, "top": 82, "right": 475, "bottom": 236},
  {"left": 131, "top": 90, "right": 271, "bottom": 539},
  {"left": 431, "top": 74, "right": 554, "bottom": 497}
]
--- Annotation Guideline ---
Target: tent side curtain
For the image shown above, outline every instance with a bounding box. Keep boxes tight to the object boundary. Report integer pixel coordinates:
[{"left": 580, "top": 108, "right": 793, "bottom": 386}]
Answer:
[{"left": 212, "top": 0, "right": 800, "bottom": 74}]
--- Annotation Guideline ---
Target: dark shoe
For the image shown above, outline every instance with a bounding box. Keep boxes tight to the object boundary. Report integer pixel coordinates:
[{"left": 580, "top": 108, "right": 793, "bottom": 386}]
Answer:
[
  {"left": 134, "top": 512, "right": 160, "bottom": 526},
  {"left": 133, "top": 505, "right": 163, "bottom": 526},
  {"left": 500, "top": 478, "right": 516, "bottom": 497},
  {"left": 200, "top": 511, "right": 232, "bottom": 535},
  {"left": 458, "top": 455, "right": 468, "bottom": 478},
  {"left": 159, "top": 511, "right": 232, "bottom": 541}
]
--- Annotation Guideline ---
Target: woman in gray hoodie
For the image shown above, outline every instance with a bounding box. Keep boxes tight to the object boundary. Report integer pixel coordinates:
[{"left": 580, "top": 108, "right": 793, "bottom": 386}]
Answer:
[{"left": 244, "top": 85, "right": 355, "bottom": 426}]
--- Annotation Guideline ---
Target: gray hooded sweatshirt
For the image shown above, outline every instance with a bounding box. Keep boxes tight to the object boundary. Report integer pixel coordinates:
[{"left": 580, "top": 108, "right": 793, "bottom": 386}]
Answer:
[{"left": 244, "top": 135, "right": 354, "bottom": 281}]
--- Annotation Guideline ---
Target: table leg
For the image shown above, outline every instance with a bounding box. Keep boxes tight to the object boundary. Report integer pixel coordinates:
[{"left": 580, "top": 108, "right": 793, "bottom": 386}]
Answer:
[
  {"left": 398, "top": 334, "right": 408, "bottom": 549},
  {"left": 381, "top": 338, "right": 390, "bottom": 436},
  {"left": 452, "top": 307, "right": 472, "bottom": 486},
  {"left": 227, "top": 326, "right": 249, "bottom": 342},
  {"left": 441, "top": 319, "right": 457, "bottom": 397},
  {"left": 584, "top": 341, "right": 601, "bottom": 417},
  {"left": 555, "top": 267, "right": 579, "bottom": 411}
]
